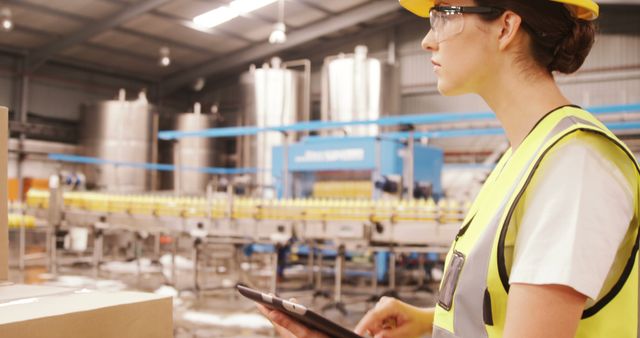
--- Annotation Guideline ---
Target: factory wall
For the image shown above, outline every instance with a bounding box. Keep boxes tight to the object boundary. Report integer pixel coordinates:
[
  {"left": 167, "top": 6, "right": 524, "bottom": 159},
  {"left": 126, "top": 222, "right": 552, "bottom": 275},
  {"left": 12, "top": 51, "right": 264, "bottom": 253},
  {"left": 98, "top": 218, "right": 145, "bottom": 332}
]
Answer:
[
  {"left": 397, "top": 19, "right": 640, "bottom": 113},
  {"left": 0, "top": 54, "right": 17, "bottom": 110},
  {"left": 0, "top": 54, "right": 153, "bottom": 121},
  {"left": 0, "top": 76, "right": 11, "bottom": 111}
]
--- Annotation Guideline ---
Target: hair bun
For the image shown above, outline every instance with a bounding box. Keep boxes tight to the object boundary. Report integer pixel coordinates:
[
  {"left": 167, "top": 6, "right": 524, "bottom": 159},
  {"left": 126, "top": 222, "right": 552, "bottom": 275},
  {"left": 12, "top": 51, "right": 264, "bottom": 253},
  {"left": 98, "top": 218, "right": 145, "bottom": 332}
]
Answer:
[{"left": 548, "top": 19, "right": 596, "bottom": 74}]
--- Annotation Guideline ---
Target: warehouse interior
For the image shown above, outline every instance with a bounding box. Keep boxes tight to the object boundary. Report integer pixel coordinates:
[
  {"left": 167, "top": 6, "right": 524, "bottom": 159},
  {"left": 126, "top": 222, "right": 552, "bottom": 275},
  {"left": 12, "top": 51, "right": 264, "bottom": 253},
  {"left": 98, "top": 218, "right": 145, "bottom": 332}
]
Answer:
[{"left": 0, "top": 0, "right": 639, "bottom": 337}]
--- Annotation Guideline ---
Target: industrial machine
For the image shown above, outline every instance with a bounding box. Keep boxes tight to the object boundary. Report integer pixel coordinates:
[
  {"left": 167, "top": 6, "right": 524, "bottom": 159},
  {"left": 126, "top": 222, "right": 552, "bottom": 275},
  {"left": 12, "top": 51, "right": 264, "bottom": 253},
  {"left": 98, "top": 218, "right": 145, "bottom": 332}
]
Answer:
[
  {"left": 238, "top": 57, "right": 310, "bottom": 198},
  {"left": 322, "top": 45, "right": 400, "bottom": 136},
  {"left": 164, "top": 103, "right": 220, "bottom": 195},
  {"left": 79, "top": 90, "right": 157, "bottom": 193},
  {"left": 271, "top": 136, "right": 443, "bottom": 200}
]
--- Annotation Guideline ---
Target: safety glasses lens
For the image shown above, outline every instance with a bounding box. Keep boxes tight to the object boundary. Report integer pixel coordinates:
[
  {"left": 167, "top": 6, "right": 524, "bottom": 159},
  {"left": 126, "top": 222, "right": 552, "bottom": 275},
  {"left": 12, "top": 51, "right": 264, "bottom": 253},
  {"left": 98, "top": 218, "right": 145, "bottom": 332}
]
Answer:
[{"left": 429, "top": 10, "right": 464, "bottom": 42}]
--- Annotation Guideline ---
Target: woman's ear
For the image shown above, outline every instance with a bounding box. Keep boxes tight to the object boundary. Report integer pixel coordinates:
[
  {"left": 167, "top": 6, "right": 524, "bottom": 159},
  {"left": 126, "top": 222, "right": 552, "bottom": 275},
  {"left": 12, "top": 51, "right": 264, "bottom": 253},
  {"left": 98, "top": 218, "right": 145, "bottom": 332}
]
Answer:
[{"left": 497, "top": 11, "right": 523, "bottom": 51}]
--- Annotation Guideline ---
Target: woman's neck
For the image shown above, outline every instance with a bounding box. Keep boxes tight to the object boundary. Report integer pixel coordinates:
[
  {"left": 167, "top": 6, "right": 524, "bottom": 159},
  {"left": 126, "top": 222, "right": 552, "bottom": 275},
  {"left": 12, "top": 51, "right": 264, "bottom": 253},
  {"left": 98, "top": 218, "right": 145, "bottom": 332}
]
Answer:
[{"left": 479, "top": 70, "right": 571, "bottom": 151}]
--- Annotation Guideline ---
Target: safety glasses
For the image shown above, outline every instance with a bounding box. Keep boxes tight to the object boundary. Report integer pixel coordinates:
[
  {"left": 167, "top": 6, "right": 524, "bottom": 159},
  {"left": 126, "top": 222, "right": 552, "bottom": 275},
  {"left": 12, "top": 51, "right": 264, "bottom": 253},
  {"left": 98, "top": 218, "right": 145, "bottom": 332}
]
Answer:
[{"left": 429, "top": 5, "right": 503, "bottom": 42}]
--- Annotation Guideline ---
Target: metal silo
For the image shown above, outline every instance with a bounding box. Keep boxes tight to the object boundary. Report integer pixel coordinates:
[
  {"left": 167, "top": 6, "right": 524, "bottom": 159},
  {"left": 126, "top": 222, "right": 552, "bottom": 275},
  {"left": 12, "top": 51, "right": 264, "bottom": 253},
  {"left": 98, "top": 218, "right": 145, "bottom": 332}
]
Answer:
[
  {"left": 170, "top": 103, "right": 219, "bottom": 195},
  {"left": 79, "top": 90, "right": 156, "bottom": 192},
  {"left": 321, "top": 45, "right": 400, "bottom": 136},
  {"left": 238, "top": 57, "right": 309, "bottom": 198}
]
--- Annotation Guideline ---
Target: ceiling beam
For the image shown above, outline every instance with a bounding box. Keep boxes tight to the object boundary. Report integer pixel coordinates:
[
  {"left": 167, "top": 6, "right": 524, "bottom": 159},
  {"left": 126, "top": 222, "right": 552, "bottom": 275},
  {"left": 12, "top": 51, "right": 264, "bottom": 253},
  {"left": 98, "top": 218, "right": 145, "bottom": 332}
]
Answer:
[
  {"left": 160, "top": 0, "right": 401, "bottom": 95},
  {"left": 116, "top": 28, "right": 214, "bottom": 56},
  {"left": 12, "top": 25, "right": 177, "bottom": 67},
  {"left": 13, "top": 24, "right": 62, "bottom": 39},
  {"left": 293, "top": 0, "right": 334, "bottom": 15},
  {"left": 48, "top": 56, "right": 160, "bottom": 83},
  {"left": 0, "top": 44, "right": 159, "bottom": 83},
  {"left": 0, "top": 44, "right": 27, "bottom": 57},
  {"left": 282, "top": 14, "right": 414, "bottom": 65},
  {"left": 6, "top": 0, "right": 88, "bottom": 21},
  {"left": 25, "top": 0, "right": 172, "bottom": 73}
]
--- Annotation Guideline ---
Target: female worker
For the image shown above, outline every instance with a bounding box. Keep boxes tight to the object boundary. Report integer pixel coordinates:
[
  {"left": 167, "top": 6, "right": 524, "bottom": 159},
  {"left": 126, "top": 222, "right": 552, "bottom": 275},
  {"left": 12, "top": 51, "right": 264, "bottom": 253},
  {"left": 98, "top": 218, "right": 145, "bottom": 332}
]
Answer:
[{"left": 258, "top": 0, "right": 640, "bottom": 337}]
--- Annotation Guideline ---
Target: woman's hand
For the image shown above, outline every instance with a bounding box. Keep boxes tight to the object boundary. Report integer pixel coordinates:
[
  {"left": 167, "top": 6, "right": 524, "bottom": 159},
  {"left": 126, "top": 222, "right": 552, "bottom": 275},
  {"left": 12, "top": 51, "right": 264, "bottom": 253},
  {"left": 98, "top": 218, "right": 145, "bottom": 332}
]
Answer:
[
  {"left": 354, "top": 297, "right": 434, "bottom": 338},
  {"left": 256, "top": 303, "right": 329, "bottom": 338}
]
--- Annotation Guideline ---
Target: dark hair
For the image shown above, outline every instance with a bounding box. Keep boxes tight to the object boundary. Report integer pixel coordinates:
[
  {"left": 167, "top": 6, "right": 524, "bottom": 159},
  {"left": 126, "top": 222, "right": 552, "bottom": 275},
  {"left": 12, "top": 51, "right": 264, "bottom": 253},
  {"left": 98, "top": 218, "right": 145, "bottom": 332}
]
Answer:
[{"left": 474, "top": 0, "right": 596, "bottom": 74}]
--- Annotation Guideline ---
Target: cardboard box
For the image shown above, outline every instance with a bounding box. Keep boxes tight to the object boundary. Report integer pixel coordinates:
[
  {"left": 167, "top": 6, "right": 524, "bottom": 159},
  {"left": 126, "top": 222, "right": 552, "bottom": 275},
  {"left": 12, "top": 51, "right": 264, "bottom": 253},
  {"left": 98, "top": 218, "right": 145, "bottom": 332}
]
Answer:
[{"left": 0, "top": 284, "right": 173, "bottom": 338}]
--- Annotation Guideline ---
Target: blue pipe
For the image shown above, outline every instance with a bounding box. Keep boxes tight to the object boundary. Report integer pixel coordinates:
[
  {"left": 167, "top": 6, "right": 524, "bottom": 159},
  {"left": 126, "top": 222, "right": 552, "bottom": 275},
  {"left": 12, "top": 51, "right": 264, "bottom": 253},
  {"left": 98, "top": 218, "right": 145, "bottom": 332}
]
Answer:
[
  {"left": 157, "top": 103, "right": 640, "bottom": 140},
  {"left": 48, "top": 153, "right": 261, "bottom": 175}
]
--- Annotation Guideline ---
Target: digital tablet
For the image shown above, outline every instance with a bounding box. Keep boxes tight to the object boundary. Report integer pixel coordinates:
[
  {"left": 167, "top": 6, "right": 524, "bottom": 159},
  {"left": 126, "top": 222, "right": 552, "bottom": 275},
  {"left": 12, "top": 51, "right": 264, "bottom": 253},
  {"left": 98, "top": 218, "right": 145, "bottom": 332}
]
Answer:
[{"left": 237, "top": 284, "right": 364, "bottom": 338}]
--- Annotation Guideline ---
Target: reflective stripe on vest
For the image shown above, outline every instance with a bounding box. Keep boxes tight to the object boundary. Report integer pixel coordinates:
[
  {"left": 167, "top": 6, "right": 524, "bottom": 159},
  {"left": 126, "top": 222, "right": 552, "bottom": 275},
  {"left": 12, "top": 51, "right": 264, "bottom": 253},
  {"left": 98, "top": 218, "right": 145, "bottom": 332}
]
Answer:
[{"left": 433, "top": 107, "right": 640, "bottom": 338}]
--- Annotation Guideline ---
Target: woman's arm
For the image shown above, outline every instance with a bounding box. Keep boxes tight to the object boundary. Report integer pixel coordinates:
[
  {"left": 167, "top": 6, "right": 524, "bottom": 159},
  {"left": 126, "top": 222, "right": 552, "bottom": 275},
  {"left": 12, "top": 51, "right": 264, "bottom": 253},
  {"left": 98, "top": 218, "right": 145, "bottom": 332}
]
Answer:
[
  {"left": 503, "top": 283, "right": 587, "bottom": 338},
  {"left": 258, "top": 296, "right": 434, "bottom": 338}
]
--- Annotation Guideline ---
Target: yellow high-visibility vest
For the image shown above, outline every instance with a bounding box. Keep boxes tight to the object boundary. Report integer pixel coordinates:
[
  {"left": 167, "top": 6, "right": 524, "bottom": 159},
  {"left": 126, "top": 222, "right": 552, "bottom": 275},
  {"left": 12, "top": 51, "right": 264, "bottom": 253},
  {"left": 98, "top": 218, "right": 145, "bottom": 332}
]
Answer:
[{"left": 433, "top": 106, "right": 639, "bottom": 338}]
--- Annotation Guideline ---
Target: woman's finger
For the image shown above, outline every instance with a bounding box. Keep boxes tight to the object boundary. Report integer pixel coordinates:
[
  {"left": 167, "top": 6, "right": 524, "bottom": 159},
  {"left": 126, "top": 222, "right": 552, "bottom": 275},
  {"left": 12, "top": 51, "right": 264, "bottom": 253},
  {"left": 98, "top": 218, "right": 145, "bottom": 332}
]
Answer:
[
  {"left": 257, "top": 303, "right": 327, "bottom": 338},
  {"left": 372, "top": 323, "right": 418, "bottom": 338},
  {"left": 256, "top": 304, "right": 296, "bottom": 338},
  {"left": 354, "top": 297, "right": 400, "bottom": 335},
  {"left": 269, "top": 310, "right": 328, "bottom": 338},
  {"left": 256, "top": 303, "right": 272, "bottom": 317}
]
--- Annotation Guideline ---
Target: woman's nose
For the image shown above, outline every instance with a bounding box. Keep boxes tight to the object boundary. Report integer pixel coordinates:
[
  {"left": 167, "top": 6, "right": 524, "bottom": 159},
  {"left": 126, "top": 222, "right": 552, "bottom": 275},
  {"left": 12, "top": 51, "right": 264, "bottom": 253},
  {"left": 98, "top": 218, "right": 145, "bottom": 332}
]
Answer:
[{"left": 422, "top": 29, "right": 437, "bottom": 52}]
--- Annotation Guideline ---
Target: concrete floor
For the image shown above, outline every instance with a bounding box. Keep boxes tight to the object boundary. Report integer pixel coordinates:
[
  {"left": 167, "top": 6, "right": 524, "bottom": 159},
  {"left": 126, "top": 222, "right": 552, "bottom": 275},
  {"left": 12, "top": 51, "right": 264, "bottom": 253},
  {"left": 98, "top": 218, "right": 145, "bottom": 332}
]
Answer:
[{"left": 7, "top": 231, "right": 437, "bottom": 337}]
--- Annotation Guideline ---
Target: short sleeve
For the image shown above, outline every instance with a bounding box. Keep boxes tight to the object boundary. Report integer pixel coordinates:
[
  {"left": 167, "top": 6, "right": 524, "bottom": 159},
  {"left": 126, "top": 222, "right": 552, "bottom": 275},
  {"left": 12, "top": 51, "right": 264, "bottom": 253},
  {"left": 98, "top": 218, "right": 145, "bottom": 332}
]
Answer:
[{"left": 508, "top": 133, "right": 636, "bottom": 300}]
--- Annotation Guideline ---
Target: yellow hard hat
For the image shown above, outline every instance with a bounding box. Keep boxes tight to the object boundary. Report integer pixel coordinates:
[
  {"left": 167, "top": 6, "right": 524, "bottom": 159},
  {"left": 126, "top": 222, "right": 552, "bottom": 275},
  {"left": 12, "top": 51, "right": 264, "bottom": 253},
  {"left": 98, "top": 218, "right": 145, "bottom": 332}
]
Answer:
[{"left": 398, "top": 0, "right": 599, "bottom": 20}]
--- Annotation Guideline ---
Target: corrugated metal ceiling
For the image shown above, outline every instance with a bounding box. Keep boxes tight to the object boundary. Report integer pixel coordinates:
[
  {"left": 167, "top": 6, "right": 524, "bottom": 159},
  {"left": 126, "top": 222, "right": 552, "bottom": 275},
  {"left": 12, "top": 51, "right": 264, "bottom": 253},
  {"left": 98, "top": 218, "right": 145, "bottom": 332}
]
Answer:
[{"left": 0, "top": 0, "right": 401, "bottom": 84}]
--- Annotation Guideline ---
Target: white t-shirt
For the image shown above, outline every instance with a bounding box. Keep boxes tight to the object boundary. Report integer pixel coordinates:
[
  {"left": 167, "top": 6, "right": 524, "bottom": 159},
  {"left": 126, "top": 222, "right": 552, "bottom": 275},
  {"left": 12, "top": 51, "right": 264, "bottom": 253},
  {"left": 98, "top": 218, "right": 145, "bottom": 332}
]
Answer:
[{"left": 508, "top": 132, "right": 637, "bottom": 301}]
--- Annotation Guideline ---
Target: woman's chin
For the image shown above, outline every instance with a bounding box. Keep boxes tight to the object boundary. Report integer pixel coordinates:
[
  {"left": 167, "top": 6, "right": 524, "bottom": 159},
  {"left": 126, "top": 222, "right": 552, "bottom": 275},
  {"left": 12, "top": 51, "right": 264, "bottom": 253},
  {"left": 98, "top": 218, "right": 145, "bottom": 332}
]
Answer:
[
  {"left": 437, "top": 83, "right": 456, "bottom": 96},
  {"left": 437, "top": 81, "right": 467, "bottom": 96}
]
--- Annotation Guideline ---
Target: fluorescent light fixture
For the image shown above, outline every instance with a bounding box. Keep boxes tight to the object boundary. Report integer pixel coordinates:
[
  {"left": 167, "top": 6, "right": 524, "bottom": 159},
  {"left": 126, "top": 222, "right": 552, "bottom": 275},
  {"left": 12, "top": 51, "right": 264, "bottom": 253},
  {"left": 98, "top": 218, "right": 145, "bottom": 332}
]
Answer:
[
  {"left": 193, "top": 0, "right": 277, "bottom": 29},
  {"left": 230, "top": 0, "right": 277, "bottom": 14},
  {"left": 193, "top": 6, "right": 237, "bottom": 29}
]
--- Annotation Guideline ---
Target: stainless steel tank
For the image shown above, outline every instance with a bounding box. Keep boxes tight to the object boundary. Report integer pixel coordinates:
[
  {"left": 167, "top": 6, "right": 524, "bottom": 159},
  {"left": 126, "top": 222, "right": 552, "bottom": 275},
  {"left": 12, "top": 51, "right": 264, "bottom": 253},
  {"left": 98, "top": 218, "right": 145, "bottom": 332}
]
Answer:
[
  {"left": 170, "top": 104, "right": 219, "bottom": 195},
  {"left": 321, "top": 45, "right": 400, "bottom": 136},
  {"left": 79, "top": 91, "right": 156, "bottom": 192},
  {"left": 238, "top": 57, "right": 309, "bottom": 198}
]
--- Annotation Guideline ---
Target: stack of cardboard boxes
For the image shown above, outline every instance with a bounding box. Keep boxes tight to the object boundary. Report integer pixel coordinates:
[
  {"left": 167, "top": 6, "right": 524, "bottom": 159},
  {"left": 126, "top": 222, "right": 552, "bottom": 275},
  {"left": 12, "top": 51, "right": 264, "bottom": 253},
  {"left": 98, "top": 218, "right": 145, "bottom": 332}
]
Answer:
[{"left": 0, "top": 106, "right": 173, "bottom": 338}]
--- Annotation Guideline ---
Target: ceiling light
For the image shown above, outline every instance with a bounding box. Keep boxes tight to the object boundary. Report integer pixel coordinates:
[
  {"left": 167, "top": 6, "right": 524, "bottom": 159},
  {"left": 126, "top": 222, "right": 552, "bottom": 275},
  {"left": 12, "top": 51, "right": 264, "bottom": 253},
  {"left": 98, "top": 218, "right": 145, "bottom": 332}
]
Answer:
[
  {"left": 268, "top": 0, "right": 286, "bottom": 44},
  {"left": 192, "top": 0, "right": 277, "bottom": 29},
  {"left": 269, "top": 22, "right": 286, "bottom": 44},
  {"left": 1, "top": 8, "right": 12, "bottom": 32},
  {"left": 229, "top": 0, "right": 277, "bottom": 14},
  {"left": 159, "top": 46, "right": 171, "bottom": 67},
  {"left": 2, "top": 18, "right": 12, "bottom": 32},
  {"left": 193, "top": 6, "right": 237, "bottom": 29}
]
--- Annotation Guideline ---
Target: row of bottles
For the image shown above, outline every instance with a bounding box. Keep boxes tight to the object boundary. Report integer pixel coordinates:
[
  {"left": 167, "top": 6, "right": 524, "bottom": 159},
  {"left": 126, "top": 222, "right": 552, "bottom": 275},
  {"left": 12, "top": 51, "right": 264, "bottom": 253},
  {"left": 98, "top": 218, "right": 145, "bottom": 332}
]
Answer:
[
  {"left": 26, "top": 189, "right": 470, "bottom": 223},
  {"left": 8, "top": 214, "right": 37, "bottom": 228},
  {"left": 313, "top": 181, "right": 373, "bottom": 199}
]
